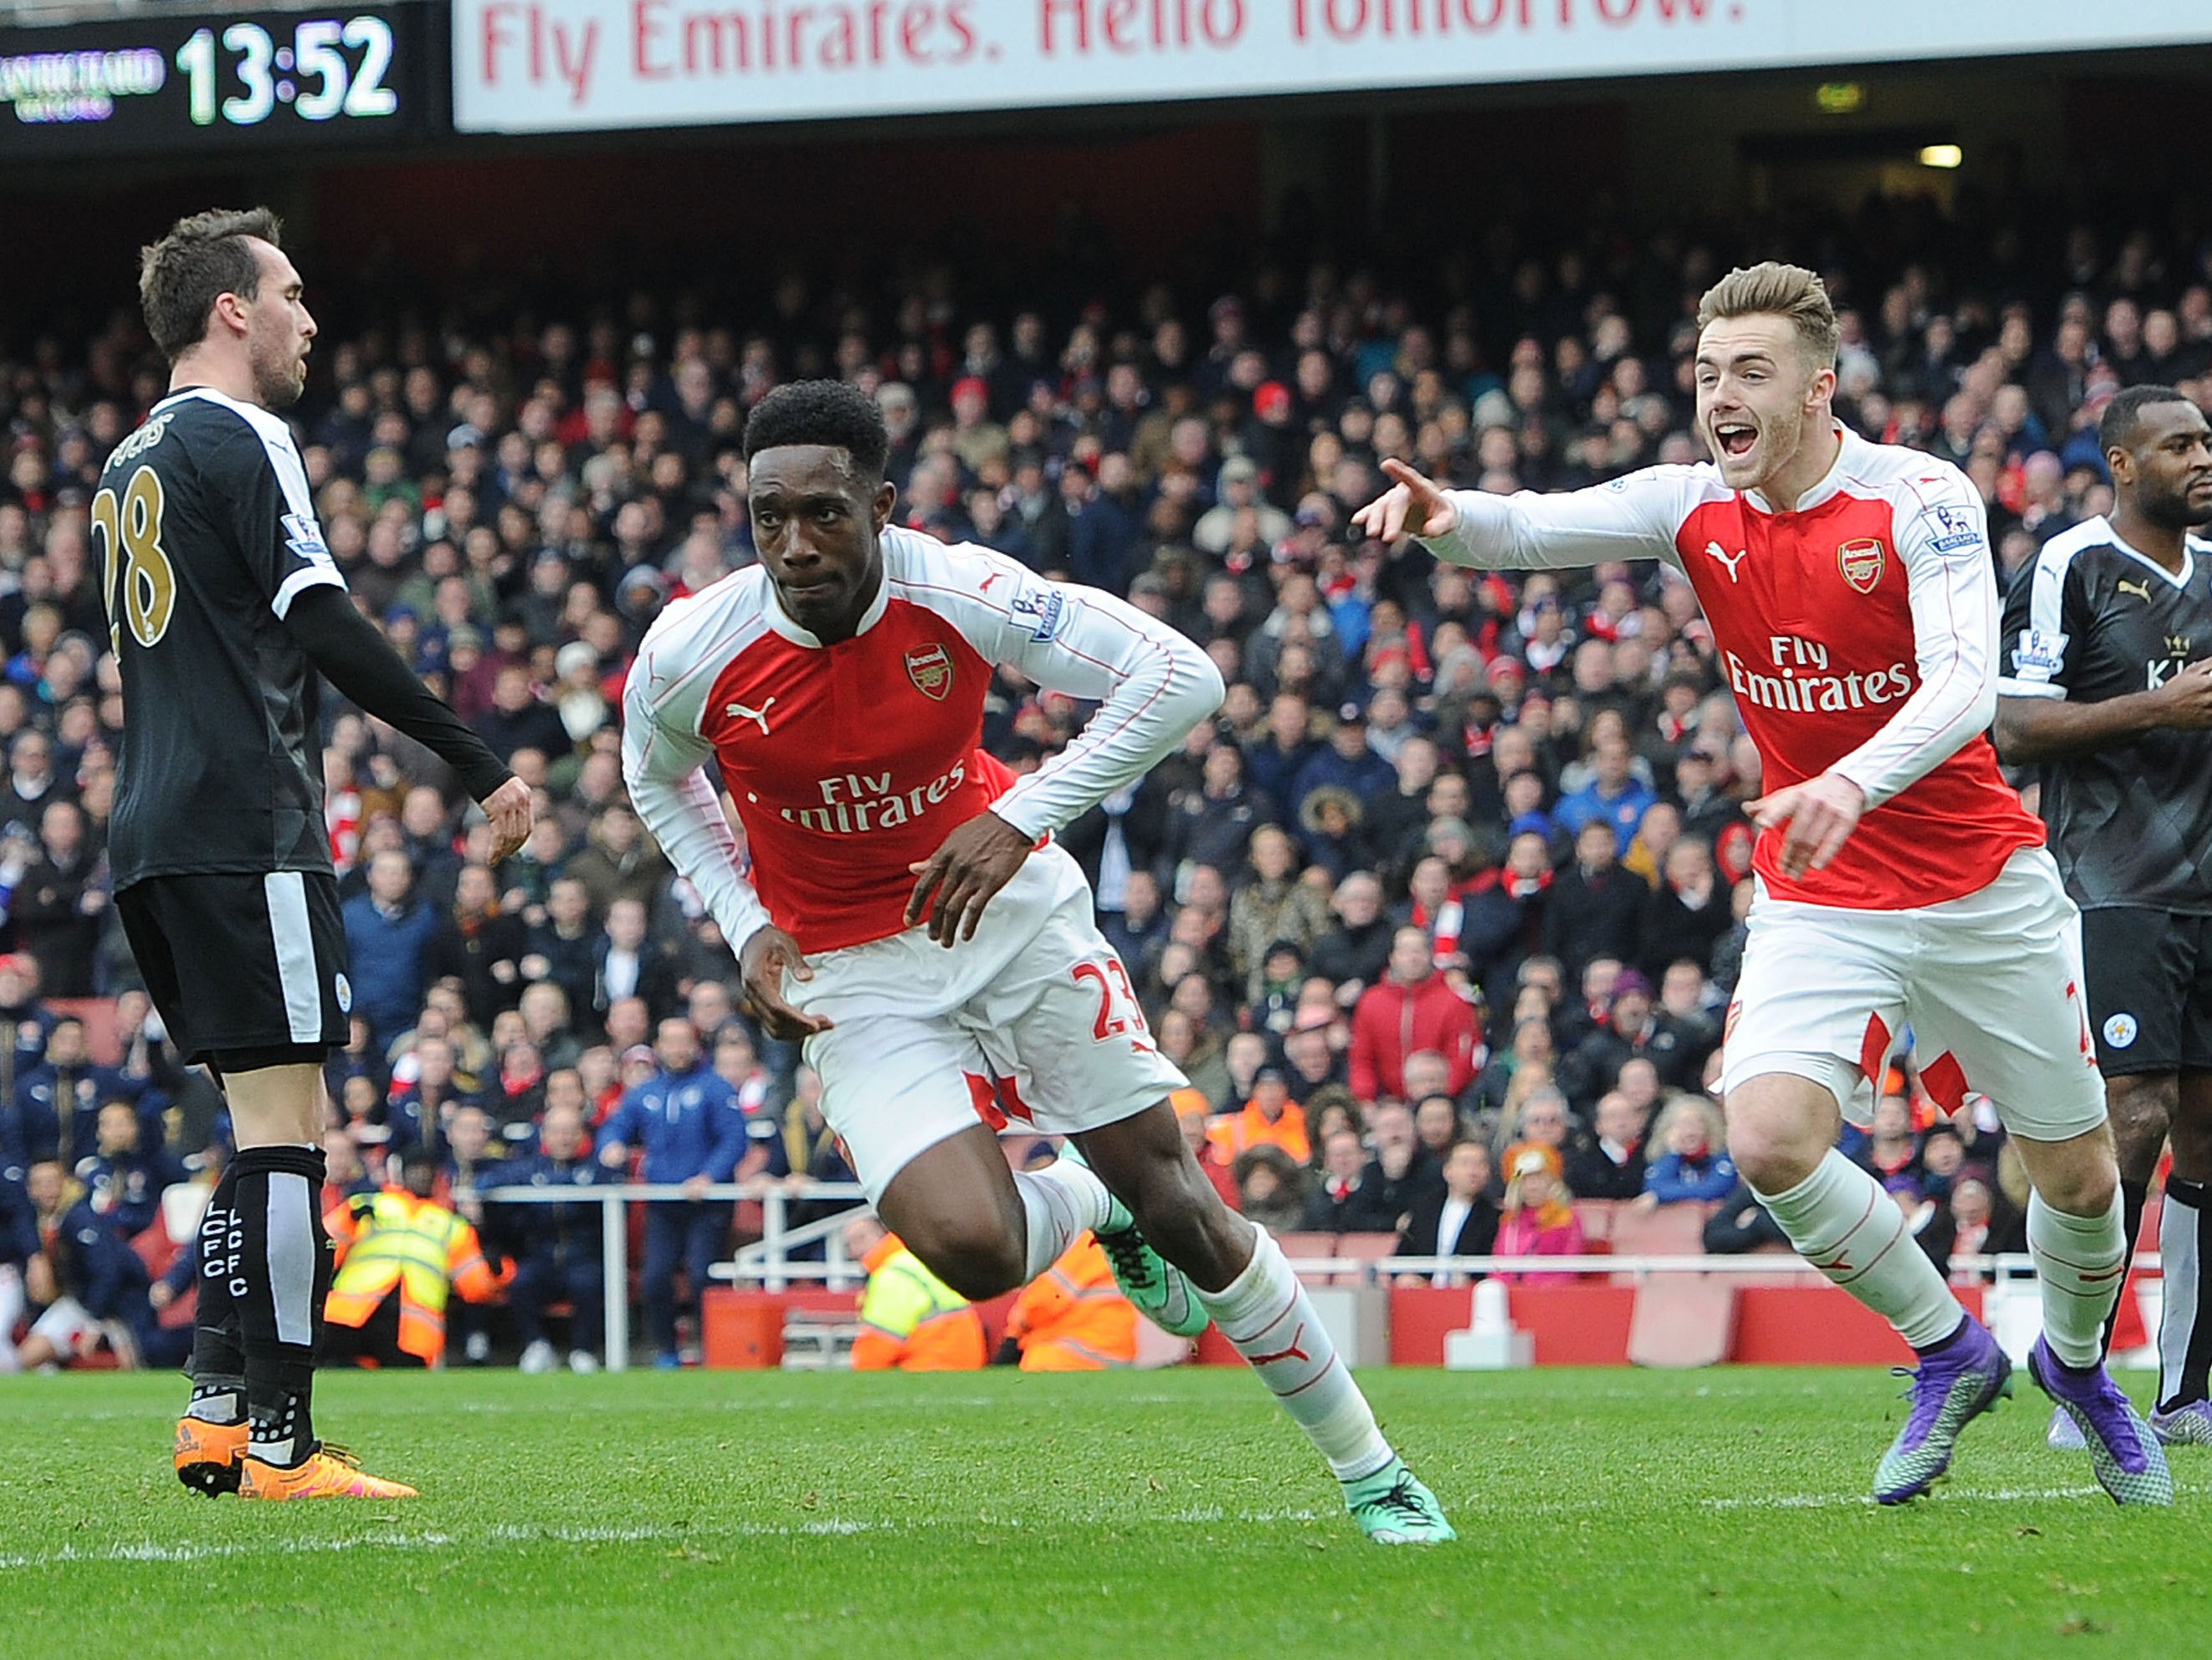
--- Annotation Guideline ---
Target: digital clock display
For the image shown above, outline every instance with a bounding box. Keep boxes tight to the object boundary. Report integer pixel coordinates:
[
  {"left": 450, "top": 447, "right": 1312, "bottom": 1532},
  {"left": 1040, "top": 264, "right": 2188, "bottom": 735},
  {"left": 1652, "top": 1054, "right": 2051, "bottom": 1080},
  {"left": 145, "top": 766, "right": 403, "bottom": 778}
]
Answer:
[{"left": 0, "top": 3, "right": 437, "bottom": 157}]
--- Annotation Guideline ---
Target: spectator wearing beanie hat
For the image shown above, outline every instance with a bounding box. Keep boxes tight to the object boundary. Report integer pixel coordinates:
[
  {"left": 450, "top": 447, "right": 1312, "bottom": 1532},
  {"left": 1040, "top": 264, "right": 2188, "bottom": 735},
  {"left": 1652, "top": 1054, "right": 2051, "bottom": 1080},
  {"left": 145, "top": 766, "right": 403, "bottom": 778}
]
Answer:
[
  {"left": 1194, "top": 455, "right": 1291, "bottom": 555},
  {"left": 947, "top": 376, "right": 1008, "bottom": 476},
  {"left": 1244, "top": 381, "right": 1303, "bottom": 507},
  {"left": 553, "top": 641, "right": 611, "bottom": 746},
  {"left": 1494, "top": 1143, "right": 1585, "bottom": 1284}
]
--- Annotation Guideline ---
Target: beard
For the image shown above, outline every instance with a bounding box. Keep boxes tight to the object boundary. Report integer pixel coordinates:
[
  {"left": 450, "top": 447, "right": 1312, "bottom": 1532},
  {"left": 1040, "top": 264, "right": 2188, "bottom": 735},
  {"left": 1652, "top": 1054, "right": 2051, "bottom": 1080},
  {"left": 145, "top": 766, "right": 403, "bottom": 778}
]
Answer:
[
  {"left": 250, "top": 339, "right": 306, "bottom": 410},
  {"left": 2138, "top": 481, "right": 2212, "bottom": 531}
]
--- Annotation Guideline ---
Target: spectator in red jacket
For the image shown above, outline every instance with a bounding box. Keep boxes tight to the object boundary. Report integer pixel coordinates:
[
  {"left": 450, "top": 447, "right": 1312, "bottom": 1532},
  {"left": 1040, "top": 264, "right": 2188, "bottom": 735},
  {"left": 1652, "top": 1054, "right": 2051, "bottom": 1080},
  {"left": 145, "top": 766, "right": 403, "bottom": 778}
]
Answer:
[{"left": 1347, "top": 926, "right": 1481, "bottom": 1105}]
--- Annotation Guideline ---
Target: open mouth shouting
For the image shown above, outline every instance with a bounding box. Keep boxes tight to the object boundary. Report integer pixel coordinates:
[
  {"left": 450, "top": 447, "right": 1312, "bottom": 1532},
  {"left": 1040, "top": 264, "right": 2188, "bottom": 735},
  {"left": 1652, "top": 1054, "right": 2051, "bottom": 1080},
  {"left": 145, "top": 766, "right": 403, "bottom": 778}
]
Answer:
[{"left": 1713, "top": 420, "right": 1758, "bottom": 461}]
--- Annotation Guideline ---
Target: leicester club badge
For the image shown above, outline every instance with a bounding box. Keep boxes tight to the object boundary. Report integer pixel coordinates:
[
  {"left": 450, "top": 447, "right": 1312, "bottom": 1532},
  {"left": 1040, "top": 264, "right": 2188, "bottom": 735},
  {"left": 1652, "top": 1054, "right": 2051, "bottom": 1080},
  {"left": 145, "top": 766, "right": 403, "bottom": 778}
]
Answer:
[
  {"left": 1837, "top": 538, "right": 1886, "bottom": 594},
  {"left": 905, "top": 642, "right": 953, "bottom": 700}
]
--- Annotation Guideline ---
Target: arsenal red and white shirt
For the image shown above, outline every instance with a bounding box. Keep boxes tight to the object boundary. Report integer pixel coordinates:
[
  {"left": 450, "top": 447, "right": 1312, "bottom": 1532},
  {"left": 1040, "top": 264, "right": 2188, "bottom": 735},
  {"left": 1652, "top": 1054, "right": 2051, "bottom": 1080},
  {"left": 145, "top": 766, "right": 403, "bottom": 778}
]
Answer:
[
  {"left": 622, "top": 527, "right": 1225, "bottom": 955},
  {"left": 1422, "top": 427, "right": 2043, "bottom": 911}
]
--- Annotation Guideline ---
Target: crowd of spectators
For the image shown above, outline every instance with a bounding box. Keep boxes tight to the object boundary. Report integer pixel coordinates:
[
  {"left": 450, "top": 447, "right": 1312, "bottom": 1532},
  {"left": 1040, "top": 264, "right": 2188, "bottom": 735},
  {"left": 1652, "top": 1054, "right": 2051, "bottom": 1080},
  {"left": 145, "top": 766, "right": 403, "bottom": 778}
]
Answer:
[{"left": 0, "top": 192, "right": 2199, "bottom": 1362}]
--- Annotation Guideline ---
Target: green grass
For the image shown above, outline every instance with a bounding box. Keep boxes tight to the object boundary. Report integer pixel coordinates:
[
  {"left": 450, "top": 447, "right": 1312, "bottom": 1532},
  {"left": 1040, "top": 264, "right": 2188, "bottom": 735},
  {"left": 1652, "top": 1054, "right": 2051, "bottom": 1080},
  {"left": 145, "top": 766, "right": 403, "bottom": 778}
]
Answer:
[{"left": 0, "top": 1367, "right": 2200, "bottom": 1657}]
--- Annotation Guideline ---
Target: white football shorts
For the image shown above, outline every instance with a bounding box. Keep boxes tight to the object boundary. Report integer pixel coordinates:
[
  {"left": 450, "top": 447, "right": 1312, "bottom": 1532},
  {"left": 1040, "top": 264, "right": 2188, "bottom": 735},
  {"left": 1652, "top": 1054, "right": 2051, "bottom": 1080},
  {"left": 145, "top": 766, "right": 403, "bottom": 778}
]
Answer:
[
  {"left": 788, "top": 840, "right": 1188, "bottom": 1203},
  {"left": 1721, "top": 844, "right": 2108, "bottom": 1142}
]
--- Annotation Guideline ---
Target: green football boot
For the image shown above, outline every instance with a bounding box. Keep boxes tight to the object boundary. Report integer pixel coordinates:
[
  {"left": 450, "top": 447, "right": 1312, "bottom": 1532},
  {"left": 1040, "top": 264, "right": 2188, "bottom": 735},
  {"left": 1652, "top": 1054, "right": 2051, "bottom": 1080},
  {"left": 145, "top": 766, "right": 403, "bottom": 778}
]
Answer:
[
  {"left": 1343, "top": 1456, "right": 1456, "bottom": 1545},
  {"left": 1057, "top": 1144, "right": 1209, "bottom": 1338}
]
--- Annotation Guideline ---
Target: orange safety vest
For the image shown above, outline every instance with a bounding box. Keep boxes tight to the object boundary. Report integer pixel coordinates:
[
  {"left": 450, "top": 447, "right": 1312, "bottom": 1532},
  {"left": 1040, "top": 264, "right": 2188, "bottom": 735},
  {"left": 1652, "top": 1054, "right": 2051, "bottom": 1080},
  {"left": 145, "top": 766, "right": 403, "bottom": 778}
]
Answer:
[
  {"left": 1208, "top": 1099, "right": 1311, "bottom": 1165},
  {"left": 1005, "top": 1234, "right": 1136, "bottom": 1371},
  {"left": 324, "top": 1188, "right": 511, "bottom": 1365},
  {"left": 850, "top": 1234, "right": 985, "bottom": 1371}
]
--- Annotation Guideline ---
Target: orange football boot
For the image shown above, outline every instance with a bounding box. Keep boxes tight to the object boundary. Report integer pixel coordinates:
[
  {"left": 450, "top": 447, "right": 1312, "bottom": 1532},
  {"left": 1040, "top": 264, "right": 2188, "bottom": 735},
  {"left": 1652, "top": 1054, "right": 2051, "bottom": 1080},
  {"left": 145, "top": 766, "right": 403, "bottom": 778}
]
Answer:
[
  {"left": 174, "top": 1415, "right": 249, "bottom": 1497},
  {"left": 239, "top": 1444, "right": 418, "bottom": 1501}
]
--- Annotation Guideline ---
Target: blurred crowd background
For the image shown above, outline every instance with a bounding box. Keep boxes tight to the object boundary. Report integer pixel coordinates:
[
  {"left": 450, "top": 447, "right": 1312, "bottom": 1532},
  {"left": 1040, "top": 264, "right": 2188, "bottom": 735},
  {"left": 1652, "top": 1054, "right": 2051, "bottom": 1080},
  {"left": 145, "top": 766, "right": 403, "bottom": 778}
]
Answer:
[{"left": 0, "top": 187, "right": 2199, "bottom": 1365}]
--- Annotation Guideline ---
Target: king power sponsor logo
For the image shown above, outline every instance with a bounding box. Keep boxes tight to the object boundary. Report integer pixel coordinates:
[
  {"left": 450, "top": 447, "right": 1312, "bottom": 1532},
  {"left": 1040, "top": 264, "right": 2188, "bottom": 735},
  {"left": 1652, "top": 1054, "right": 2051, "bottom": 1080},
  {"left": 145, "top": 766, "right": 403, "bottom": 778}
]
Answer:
[{"left": 1725, "top": 634, "right": 1913, "bottom": 714}]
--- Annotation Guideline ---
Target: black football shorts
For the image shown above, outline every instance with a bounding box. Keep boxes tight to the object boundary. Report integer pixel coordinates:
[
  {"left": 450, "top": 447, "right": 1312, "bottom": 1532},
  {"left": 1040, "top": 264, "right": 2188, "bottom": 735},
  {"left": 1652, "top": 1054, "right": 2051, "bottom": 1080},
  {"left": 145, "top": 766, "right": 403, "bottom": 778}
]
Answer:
[
  {"left": 115, "top": 870, "right": 351, "bottom": 1062},
  {"left": 2078, "top": 906, "right": 2212, "bottom": 1077}
]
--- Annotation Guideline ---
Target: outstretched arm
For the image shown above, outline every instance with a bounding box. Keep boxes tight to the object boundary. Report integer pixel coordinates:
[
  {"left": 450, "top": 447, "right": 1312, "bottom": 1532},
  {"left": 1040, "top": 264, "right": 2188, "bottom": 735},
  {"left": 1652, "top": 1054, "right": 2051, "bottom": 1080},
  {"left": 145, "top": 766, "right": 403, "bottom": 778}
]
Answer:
[{"left": 1352, "top": 457, "right": 1691, "bottom": 573}]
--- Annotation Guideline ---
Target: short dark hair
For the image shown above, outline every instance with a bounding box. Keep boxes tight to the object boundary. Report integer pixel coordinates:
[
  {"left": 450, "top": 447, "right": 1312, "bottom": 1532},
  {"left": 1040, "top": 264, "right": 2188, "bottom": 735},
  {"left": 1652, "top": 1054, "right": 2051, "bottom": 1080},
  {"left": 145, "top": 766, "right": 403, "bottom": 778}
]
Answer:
[
  {"left": 2099, "top": 383, "right": 2194, "bottom": 459},
  {"left": 742, "top": 380, "right": 890, "bottom": 482},
  {"left": 138, "top": 207, "right": 283, "bottom": 362}
]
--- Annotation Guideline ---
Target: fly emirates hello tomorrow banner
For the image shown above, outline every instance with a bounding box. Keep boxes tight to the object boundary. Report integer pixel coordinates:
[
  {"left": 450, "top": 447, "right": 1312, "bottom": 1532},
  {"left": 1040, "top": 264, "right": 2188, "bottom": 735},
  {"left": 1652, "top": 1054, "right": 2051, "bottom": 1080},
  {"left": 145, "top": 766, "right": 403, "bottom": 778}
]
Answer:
[{"left": 451, "top": 0, "right": 2212, "bottom": 134}]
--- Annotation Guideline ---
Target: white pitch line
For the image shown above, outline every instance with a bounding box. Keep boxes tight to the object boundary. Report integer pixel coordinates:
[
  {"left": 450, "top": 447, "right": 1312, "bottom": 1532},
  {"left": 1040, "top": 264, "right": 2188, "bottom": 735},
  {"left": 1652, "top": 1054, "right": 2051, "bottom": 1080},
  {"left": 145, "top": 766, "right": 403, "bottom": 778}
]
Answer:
[
  {"left": 1703, "top": 1485, "right": 2109, "bottom": 1511},
  {"left": 0, "top": 1499, "right": 1352, "bottom": 1572},
  {"left": 0, "top": 1532, "right": 453, "bottom": 1569}
]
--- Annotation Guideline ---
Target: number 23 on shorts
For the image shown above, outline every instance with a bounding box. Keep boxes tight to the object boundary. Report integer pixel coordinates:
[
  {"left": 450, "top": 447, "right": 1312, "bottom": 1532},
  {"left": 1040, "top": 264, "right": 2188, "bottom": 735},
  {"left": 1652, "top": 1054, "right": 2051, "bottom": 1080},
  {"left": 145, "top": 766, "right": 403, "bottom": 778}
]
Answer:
[{"left": 1072, "top": 957, "right": 1149, "bottom": 1046}]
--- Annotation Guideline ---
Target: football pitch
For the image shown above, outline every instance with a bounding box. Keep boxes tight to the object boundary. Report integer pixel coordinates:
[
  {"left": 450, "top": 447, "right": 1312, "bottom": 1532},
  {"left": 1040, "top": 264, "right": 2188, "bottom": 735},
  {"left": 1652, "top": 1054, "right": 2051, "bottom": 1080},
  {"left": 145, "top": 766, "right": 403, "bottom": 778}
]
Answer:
[{"left": 0, "top": 1367, "right": 2201, "bottom": 1658}]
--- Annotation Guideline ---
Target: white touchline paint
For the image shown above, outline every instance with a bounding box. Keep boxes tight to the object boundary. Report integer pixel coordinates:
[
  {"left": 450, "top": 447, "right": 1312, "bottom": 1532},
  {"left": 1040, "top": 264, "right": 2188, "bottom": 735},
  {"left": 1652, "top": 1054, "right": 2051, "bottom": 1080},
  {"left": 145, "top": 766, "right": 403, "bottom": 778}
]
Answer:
[
  {"left": 1702, "top": 1486, "right": 2111, "bottom": 1511},
  {"left": 0, "top": 1497, "right": 1364, "bottom": 1572}
]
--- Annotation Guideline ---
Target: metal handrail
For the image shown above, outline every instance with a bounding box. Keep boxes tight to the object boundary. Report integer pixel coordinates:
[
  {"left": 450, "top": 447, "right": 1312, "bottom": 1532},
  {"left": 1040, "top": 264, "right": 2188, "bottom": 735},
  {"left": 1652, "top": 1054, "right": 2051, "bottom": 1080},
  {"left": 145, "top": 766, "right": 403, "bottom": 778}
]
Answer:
[
  {"left": 477, "top": 1179, "right": 866, "bottom": 1371},
  {"left": 1320, "top": 1250, "right": 2161, "bottom": 1280},
  {"left": 468, "top": 1181, "right": 2165, "bottom": 1368}
]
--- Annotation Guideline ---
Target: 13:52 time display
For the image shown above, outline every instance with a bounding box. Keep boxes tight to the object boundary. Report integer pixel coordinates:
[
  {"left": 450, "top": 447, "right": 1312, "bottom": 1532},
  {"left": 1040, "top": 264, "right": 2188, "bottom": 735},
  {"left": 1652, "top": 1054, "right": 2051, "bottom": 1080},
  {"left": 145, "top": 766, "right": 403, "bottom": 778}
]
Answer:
[
  {"left": 174, "top": 16, "right": 398, "bottom": 127},
  {"left": 0, "top": 2, "right": 432, "bottom": 157}
]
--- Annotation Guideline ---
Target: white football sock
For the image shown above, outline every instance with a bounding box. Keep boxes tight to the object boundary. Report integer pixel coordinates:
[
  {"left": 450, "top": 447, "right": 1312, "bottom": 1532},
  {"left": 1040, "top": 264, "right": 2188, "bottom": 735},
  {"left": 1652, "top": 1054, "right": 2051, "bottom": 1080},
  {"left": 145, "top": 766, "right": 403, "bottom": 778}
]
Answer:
[
  {"left": 1012, "top": 1161, "right": 1113, "bottom": 1279},
  {"left": 2028, "top": 1188, "right": 2126, "bottom": 1370},
  {"left": 1752, "top": 1149, "right": 1962, "bottom": 1350},
  {"left": 2158, "top": 1178, "right": 2207, "bottom": 1410},
  {"left": 1195, "top": 1228, "right": 1393, "bottom": 1481}
]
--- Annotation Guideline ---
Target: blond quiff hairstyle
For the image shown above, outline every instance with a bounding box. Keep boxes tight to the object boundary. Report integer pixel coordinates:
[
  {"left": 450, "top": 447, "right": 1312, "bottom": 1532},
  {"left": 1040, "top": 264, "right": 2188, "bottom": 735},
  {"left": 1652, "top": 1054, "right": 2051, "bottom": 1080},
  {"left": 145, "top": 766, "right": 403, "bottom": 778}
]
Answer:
[{"left": 1695, "top": 261, "right": 1840, "bottom": 370}]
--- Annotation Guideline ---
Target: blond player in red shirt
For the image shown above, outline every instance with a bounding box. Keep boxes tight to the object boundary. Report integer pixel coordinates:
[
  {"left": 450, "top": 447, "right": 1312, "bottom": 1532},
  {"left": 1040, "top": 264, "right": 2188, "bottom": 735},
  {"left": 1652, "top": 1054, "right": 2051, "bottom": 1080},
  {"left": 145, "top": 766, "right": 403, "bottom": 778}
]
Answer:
[
  {"left": 1356, "top": 263, "right": 2169, "bottom": 1506},
  {"left": 624, "top": 381, "right": 1448, "bottom": 1544}
]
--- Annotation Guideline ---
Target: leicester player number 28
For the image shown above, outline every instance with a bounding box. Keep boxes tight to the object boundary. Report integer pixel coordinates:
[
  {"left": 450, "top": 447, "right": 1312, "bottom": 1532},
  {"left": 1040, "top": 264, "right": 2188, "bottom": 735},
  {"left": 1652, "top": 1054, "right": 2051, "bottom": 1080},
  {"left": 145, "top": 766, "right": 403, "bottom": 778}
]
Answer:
[{"left": 91, "top": 466, "right": 178, "bottom": 653}]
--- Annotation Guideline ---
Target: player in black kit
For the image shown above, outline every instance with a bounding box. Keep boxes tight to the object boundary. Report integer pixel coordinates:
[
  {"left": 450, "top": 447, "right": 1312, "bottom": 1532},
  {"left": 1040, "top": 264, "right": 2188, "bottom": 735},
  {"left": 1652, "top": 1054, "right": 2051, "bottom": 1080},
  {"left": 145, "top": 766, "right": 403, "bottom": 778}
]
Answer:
[
  {"left": 1996, "top": 383, "right": 2212, "bottom": 1447},
  {"left": 110, "top": 209, "right": 531, "bottom": 1499}
]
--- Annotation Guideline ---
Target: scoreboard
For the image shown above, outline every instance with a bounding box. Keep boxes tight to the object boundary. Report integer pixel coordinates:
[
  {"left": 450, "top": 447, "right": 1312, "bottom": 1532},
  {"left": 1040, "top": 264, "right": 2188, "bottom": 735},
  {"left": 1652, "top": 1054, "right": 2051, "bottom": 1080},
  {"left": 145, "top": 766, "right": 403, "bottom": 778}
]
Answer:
[{"left": 0, "top": 3, "right": 441, "bottom": 159}]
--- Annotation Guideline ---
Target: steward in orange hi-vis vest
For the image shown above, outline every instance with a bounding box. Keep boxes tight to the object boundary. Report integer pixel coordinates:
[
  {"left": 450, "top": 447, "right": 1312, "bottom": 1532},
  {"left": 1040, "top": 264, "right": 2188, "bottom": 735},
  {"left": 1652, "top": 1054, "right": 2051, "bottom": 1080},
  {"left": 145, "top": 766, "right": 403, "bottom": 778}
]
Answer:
[
  {"left": 1003, "top": 1233, "right": 1137, "bottom": 1371},
  {"left": 323, "top": 1153, "right": 511, "bottom": 1368},
  {"left": 850, "top": 1229, "right": 985, "bottom": 1371}
]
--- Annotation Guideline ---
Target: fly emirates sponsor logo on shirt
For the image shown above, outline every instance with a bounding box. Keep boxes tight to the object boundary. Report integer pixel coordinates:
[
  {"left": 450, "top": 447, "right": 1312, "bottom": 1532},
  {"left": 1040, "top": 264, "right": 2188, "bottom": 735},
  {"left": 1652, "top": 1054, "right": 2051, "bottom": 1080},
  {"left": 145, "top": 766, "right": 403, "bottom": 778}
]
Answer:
[
  {"left": 780, "top": 759, "right": 967, "bottom": 835},
  {"left": 1723, "top": 633, "right": 1914, "bottom": 714}
]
